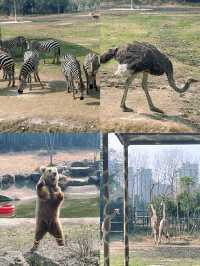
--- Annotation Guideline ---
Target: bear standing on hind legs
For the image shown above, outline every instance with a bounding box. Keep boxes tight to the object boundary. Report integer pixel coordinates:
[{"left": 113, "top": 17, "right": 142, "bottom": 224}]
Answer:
[{"left": 31, "top": 166, "right": 64, "bottom": 252}]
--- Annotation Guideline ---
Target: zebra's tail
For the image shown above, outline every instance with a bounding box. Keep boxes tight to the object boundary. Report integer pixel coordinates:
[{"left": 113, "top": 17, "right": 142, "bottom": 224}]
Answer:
[{"left": 100, "top": 47, "right": 118, "bottom": 64}]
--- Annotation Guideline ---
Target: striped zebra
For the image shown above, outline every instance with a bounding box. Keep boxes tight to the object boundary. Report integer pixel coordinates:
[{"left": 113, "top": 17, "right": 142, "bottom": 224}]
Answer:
[
  {"left": 30, "top": 39, "right": 60, "bottom": 64},
  {"left": 18, "top": 52, "right": 43, "bottom": 94},
  {"left": 61, "top": 54, "right": 85, "bottom": 100},
  {"left": 0, "top": 36, "right": 27, "bottom": 56},
  {"left": 83, "top": 52, "right": 100, "bottom": 94},
  {"left": 0, "top": 52, "right": 15, "bottom": 87}
]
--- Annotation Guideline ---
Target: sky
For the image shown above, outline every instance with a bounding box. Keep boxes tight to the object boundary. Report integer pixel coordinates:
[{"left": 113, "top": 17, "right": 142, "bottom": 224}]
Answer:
[{"left": 108, "top": 133, "right": 200, "bottom": 178}]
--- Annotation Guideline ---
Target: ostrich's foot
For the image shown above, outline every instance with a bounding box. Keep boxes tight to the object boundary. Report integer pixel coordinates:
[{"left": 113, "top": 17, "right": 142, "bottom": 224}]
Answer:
[
  {"left": 150, "top": 106, "right": 164, "bottom": 114},
  {"left": 121, "top": 105, "right": 133, "bottom": 112}
]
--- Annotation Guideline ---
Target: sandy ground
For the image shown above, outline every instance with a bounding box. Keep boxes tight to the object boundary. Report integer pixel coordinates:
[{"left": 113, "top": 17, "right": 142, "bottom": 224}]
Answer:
[
  {"left": 0, "top": 150, "right": 95, "bottom": 175},
  {"left": 0, "top": 77, "right": 99, "bottom": 132},
  {"left": 100, "top": 67, "right": 200, "bottom": 133}
]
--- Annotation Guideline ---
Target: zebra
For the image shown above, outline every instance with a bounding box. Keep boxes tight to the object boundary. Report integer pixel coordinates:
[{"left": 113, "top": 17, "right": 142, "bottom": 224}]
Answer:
[
  {"left": 23, "top": 49, "right": 40, "bottom": 84},
  {"left": 18, "top": 53, "right": 43, "bottom": 94},
  {"left": 0, "top": 52, "right": 15, "bottom": 87},
  {"left": 61, "top": 54, "right": 85, "bottom": 100},
  {"left": 30, "top": 39, "right": 60, "bottom": 64},
  {"left": 0, "top": 36, "right": 27, "bottom": 56},
  {"left": 83, "top": 52, "right": 100, "bottom": 94}
]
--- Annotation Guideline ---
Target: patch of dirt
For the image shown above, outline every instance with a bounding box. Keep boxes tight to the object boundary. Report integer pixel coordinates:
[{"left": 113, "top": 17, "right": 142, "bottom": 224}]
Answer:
[
  {"left": 0, "top": 150, "right": 94, "bottom": 175},
  {"left": 100, "top": 69, "right": 200, "bottom": 133}
]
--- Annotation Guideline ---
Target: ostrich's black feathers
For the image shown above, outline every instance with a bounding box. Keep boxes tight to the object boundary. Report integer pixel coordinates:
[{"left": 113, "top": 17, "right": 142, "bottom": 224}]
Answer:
[{"left": 101, "top": 42, "right": 174, "bottom": 77}]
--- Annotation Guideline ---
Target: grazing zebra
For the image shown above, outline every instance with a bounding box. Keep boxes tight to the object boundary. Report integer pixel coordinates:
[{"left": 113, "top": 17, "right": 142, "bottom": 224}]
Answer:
[
  {"left": 83, "top": 52, "right": 100, "bottom": 94},
  {"left": 61, "top": 54, "right": 85, "bottom": 100},
  {"left": 18, "top": 53, "right": 43, "bottom": 94},
  {"left": 0, "top": 36, "right": 27, "bottom": 56},
  {"left": 30, "top": 39, "right": 60, "bottom": 64},
  {"left": 23, "top": 50, "right": 40, "bottom": 84},
  {"left": 0, "top": 52, "right": 15, "bottom": 87}
]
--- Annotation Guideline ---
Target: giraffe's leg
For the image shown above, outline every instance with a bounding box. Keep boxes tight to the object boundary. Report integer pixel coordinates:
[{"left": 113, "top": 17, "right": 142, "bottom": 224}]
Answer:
[
  {"left": 120, "top": 75, "right": 136, "bottom": 112},
  {"left": 142, "top": 72, "right": 164, "bottom": 114}
]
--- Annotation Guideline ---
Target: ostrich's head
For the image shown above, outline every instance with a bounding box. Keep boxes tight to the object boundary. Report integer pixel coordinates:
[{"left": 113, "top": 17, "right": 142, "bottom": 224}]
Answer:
[{"left": 100, "top": 47, "right": 118, "bottom": 64}]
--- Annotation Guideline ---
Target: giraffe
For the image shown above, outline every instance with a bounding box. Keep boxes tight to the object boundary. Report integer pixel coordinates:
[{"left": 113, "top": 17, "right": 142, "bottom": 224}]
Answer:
[
  {"left": 150, "top": 203, "right": 159, "bottom": 245},
  {"left": 158, "top": 201, "right": 170, "bottom": 245}
]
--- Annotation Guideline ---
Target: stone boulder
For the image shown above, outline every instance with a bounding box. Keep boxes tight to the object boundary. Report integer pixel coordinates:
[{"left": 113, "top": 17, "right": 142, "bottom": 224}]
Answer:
[{"left": 0, "top": 175, "right": 15, "bottom": 189}]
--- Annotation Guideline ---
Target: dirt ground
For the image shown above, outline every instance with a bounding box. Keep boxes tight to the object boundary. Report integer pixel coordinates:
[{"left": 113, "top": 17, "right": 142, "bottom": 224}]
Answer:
[
  {"left": 0, "top": 150, "right": 95, "bottom": 175},
  {"left": 100, "top": 63, "right": 200, "bottom": 133},
  {"left": 0, "top": 13, "right": 100, "bottom": 132}
]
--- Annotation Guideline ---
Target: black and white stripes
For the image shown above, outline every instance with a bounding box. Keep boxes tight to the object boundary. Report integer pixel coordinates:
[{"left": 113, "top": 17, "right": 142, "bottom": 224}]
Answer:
[
  {"left": 18, "top": 51, "right": 43, "bottom": 94},
  {"left": 30, "top": 39, "right": 60, "bottom": 64},
  {"left": 61, "top": 54, "right": 85, "bottom": 100},
  {"left": 83, "top": 53, "right": 100, "bottom": 94},
  {"left": 0, "top": 52, "right": 15, "bottom": 87},
  {"left": 0, "top": 36, "right": 27, "bottom": 56}
]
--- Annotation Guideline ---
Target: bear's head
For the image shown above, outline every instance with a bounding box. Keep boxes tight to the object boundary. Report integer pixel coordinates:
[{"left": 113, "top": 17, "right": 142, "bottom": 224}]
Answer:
[{"left": 40, "top": 166, "right": 59, "bottom": 187}]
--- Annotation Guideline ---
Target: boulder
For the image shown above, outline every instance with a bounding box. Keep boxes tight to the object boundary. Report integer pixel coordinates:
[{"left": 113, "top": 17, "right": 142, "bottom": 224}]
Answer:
[
  {"left": 28, "top": 172, "right": 41, "bottom": 184},
  {"left": 0, "top": 251, "right": 29, "bottom": 266},
  {"left": 1, "top": 175, "right": 15, "bottom": 189}
]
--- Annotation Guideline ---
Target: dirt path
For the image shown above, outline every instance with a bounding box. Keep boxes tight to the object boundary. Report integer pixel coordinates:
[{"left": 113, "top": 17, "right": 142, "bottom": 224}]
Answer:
[
  {"left": 100, "top": 68, "right": 200, "bottom": 133},
  {"left": 0, "top": 80, "right": 99, "bottom": 132}
]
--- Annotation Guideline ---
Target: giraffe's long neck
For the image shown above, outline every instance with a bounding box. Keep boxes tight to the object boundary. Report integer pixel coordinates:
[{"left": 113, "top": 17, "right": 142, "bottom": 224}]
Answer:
[
  {"left": 150, "top": 204, "right": 157, "bottom": 217},
  {"left": 162, "top": 203, "right": 166, "bottom": 221}
]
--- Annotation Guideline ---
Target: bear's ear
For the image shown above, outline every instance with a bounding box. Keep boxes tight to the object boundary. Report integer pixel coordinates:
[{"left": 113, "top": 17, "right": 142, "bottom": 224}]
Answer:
[{"left": 40, "top": 166, "right": 47, "bottom": 174}]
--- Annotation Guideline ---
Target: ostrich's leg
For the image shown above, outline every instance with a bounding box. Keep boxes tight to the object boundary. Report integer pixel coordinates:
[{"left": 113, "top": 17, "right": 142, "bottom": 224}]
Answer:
[
  {"left": 120, "top": 75, "right": 136, "bottom": 112},
  {"left": 142, "top": 72, "right": 164, "bottom": 114}
]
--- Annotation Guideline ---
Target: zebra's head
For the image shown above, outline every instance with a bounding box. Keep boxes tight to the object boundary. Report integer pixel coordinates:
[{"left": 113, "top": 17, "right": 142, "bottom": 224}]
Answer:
[
  {"left": 74, "top": 79, "right": 85, "bottom": 100},
  {"left": 18, "top": 75, "right": 27, "bottom": 94}
]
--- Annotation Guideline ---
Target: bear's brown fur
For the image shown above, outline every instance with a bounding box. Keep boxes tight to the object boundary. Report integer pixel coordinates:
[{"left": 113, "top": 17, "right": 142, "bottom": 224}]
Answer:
[{"left": 31, "top": 166, "right": 64, "bottom": 252}]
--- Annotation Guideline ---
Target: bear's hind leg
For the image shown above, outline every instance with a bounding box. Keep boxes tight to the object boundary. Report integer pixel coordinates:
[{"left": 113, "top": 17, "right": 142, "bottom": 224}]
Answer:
[
  {"left": 50, "top": 221, "right": 64, "bottom": 246},
  {"left": 31, "top": 221, "right": 48, "bottom": 252}
]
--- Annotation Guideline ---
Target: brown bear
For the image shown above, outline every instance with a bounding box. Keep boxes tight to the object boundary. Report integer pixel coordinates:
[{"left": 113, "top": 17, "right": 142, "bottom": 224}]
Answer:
[{"left": 31, "top": 166, "right": 64, "bottom": 252}]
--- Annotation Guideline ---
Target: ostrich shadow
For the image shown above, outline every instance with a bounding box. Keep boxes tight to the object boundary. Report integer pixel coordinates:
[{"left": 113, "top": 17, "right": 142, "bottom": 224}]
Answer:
[{"left": 141, "top": 112, "right": 200, "bottom": 131}]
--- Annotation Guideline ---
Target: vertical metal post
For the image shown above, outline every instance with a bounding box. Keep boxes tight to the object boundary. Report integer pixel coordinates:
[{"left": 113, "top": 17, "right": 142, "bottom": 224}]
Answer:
[
  {"left": 103, "top": 134, "right": 110, "bottom": 266},
  {"left": 13, "top": 0, "right": 17, "bottom": 22},
  {"left": 124, "top": 144, "right": 129, "bottom": 266}
]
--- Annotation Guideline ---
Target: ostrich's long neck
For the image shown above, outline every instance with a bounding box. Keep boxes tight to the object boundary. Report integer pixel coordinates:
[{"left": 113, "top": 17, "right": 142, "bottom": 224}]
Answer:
[{"left": 167, "top": 72, "right": 191, "bottom": 93}]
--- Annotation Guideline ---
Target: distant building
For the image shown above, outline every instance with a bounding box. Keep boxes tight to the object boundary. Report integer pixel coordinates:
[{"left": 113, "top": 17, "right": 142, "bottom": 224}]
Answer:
[
  {"left": 129, "top": 167, "right": 153, "bottom": 204},
  {"left": 178, "top": 161, "right": 199, "bottom": 192}
]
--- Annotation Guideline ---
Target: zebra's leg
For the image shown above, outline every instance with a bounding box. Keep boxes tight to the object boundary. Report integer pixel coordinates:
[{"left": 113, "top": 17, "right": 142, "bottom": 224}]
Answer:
[
  {"left": 29, "top": 75, "right": 32, "bottom": 91},
  {"left": 83, "top": 66, "right": 89, "bottom": 95},
  {"left": 52, "top": 52, "right": 56, "bottom": 64},
  {"left": 7, "top": 73, "right": 11, "bottom": 87},
  {"left": 34, "top": 72, "right": 38, "bottom": 82},
  {"left": 11, "top": 68, "right": 15, "bottom": 87},
  {"left": 35, "top": 72, "right": 45, "bottom": 89}
]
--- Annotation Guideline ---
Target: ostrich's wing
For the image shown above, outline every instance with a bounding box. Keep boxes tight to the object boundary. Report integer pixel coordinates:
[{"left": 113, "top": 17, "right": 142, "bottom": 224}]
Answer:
[{"left": 116, "top": 43, "right": 169, "bottom": 75}]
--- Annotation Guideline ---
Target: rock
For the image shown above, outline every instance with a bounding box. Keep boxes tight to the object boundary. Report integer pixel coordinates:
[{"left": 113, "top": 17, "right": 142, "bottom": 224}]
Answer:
[
  {"left": 1, "top": 174, "right": 15, "bottom": 189},
  {"left": 15, "top": 174, "right": 28, "bottom": 183},
  {"left": 66, "top": 178, "right": 89, "bottom": 186},
  {"left": 28, "top": 172, "right": 41, "bottom": 184},
  {"left": 0, "top": 251, "right": 29, "bottom": 266}
]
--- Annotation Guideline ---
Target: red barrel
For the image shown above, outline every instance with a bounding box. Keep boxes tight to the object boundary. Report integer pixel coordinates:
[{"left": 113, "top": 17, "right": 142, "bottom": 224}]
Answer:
[{"left": 0, "top": 204, "right": 15, "bottom": 216}]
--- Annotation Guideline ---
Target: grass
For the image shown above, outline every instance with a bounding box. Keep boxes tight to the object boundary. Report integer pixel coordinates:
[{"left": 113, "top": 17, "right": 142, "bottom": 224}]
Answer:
[
  {"left": 101, "top": 11, "right": 200, "bottom": 73},
  {"left": 100, "top": 255, "right": 200, "bottom": 266},
  {"left": 15, "top": 197, "right": 99, "bottom": 218},
  {"left": 0, "top": 13, "right": 100, "bottom": 76}
]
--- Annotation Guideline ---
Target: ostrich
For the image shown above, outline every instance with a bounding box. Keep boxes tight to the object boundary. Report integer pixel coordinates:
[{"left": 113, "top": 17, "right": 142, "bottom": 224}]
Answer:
[
  {"left": 100, "top": 42, "right": 198, "bottom": 113},
  {"left": 158, "top": 201, "right": 170, "bottom": 245},
  {"left": 150, "top": 203, "right": 159, "bottom": 245}
]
